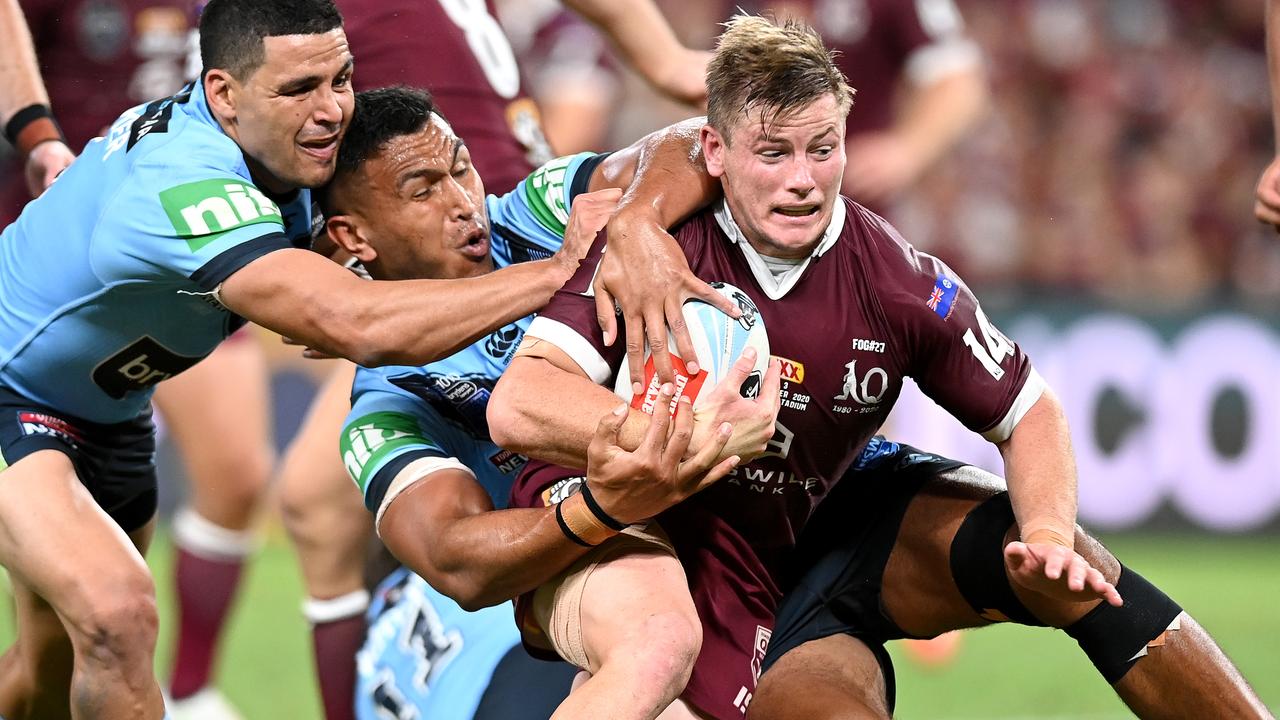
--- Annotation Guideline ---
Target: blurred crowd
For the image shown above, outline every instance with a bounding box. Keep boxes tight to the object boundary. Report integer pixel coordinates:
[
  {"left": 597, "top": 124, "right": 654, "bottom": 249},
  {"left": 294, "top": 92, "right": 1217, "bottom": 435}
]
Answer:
[
  {"left": 503, "top": 0, "right": 1280, "bottom": 309},
  {"left": 4, "top": 0, "right": 1276, "bottom": 307}
]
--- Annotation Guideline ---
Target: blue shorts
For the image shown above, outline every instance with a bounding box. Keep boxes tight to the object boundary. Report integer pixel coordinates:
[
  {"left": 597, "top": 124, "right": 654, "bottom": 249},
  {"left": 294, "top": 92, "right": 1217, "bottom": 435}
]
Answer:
[{"left": 0, "top": 385, "right": 157, "bottom": 532}]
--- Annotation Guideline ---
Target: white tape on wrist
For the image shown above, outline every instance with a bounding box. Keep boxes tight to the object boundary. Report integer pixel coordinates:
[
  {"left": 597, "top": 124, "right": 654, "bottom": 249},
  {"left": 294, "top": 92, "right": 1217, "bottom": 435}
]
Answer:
[{"left": 374, "top": 456, "right": 476, "bottom": 534}]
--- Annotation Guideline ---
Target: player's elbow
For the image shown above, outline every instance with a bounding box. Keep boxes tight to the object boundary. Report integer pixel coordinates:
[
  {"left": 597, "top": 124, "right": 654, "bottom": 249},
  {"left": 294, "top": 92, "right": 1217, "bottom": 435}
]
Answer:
[
  {"left": 424, "top": 569, "right": 505, "bottom": 613},
  {"left": 487, "top": 370, "right": 536, "bottom": 453}
]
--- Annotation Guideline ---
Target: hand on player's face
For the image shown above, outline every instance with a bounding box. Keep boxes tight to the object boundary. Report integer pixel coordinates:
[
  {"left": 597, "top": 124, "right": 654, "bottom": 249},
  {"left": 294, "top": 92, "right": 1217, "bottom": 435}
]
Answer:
[
  {"left": 690, "top": 347, "right": 782, "bottom": 463},
  {"left": 226, "top": 29, "right": 354, "bottom": 193},
  {"left": 707, "top": 93, "right": 846, "bottom": 260},
  {"left": 1004, "top": 540, "right": 1123, "bottom": 608},
  {"left": 585, "top": 386, "right": 739, "bottom": 525},
  {"left": 593, "top": 214, "right": 743, "bottom": 392}
]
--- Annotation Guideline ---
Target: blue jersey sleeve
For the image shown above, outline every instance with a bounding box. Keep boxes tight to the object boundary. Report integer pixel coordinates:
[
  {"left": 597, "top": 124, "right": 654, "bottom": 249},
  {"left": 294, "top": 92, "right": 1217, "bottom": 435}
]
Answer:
[
  {"left": 485, "top": 152, "right": 609, "bottom": 267},
  {"left": 340, "top": 388, "right": 455, "bottom": 513},
  {"left": 89, "top": 126, "right": 305, "bottom": 292}
]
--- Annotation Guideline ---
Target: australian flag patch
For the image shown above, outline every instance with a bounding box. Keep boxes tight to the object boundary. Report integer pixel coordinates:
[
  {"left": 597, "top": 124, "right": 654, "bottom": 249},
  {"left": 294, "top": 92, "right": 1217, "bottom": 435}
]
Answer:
[{"left": 926, "top": 275, "right": 959, "bottom": 319}]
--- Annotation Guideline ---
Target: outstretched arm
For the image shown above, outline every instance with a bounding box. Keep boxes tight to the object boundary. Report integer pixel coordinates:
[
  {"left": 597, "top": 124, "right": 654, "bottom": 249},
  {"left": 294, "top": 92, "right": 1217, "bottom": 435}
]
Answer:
[
  {"left": 998, "top": 389, "right": 1122, "bottom": 607},
  {"left": 0, "top": 0, "right": 75, "bottom": 195},
  {"left": 563, "top": 0, "right": 708, "bottom": 106}
]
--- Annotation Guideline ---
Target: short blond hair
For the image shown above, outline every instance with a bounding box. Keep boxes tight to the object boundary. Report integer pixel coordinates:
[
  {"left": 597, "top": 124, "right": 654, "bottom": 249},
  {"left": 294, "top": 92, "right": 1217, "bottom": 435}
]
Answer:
[{"left": 706, "top": 14, "right": 854, "bottom": 140}]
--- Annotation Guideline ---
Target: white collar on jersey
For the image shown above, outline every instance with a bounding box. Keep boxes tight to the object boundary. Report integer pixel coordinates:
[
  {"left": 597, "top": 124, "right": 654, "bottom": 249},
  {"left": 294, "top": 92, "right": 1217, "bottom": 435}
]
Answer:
[{"left": 713, "top": 197, "right": 846, "bottom": 300}]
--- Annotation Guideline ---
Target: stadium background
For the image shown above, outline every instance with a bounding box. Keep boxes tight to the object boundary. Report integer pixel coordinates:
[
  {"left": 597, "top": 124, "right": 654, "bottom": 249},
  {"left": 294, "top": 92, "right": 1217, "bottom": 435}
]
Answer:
[{"left": 1, "top": 0, "right": 1277, "bottom": 716}]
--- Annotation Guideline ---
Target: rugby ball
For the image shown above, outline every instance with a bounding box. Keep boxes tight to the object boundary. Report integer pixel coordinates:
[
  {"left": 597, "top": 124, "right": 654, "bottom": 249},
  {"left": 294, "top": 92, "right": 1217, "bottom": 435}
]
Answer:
[{"left": 614, "top": 282, "right": 769, "bottom": 415}]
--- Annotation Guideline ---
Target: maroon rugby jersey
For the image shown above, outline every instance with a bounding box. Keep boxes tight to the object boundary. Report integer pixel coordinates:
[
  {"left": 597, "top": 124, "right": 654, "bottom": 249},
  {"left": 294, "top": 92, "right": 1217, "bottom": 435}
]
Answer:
[
  {"left": 340, "top": 0, "right": 552, "bottom": 195},
  {"left": 2, "top": 0, "right": 193, "bottom": 225},
  {"left": 511, "top": 197, "right": 1044, "bottom": 717}
]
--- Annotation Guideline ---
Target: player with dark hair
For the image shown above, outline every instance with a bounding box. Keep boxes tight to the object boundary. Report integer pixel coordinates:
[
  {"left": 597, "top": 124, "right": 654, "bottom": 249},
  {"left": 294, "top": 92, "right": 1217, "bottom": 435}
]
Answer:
[
  {"left": 487, "top": 14, "right": 1272, "bottom": 720},
  {"left": 317, "top": 85, "right": 770, "bottom": 719},
  {"left": 271, "top": 4, "right": 722, "bottom": 718},
  {"left": 0, "top": 0, "right": 704, "bottom": 716}
]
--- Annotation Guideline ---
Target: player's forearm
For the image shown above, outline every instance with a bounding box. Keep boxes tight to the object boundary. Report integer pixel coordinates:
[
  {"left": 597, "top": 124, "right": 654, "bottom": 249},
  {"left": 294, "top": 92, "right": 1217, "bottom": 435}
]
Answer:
[
  {"left": 225, "top": 250, "right": 575, "bottom": 367},
  {"left": 895, "top": 68, "right": 988, "bottom": 175},
  {"left": 0, "top": 0, "right": 49, "bottom": 124},
  {"left": 600, "top": 117, "right": 718, "bottom": 228},
  {"left": 997, "top": 388, "right": 1079, "bottom": 549},
  {"left": 489, "top": 355, "right": 649, "bottom": 467},
  {"left": 420, "top": 506, "right": 592, "bottom": 610},
  {"left": 352, "top": 259, "right": 575, "bottom": 366},
  {"left": 563, "top": 0, "right": 693, "bottom": 97},
  {"left": 1269, "top": 0, "right": 1280, "bottom": 147}
]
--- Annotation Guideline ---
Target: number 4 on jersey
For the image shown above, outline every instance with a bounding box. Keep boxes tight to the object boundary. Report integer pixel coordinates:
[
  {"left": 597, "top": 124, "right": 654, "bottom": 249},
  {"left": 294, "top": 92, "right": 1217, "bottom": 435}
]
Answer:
[{"left": 962, "top": 307, "right": 1013, "bottom": 380}]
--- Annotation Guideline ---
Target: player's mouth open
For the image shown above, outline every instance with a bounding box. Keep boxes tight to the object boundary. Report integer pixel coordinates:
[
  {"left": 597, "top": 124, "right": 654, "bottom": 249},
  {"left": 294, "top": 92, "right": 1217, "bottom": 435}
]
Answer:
[
  {"left": 458, "top": 228, "right": 489, "bottom": 258},
  {"left": 298, "top": 136, "right": 338, "bottom": 161},
  {"left": 774, "top": 204, "right": 819, "bottom": 218}
]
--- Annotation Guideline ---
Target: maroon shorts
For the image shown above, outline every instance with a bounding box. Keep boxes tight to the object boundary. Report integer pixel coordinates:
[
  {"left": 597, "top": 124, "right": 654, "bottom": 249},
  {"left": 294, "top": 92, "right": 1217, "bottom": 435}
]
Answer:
[{"left": 510, "top": 461, "right": 785, "bottom": 718}]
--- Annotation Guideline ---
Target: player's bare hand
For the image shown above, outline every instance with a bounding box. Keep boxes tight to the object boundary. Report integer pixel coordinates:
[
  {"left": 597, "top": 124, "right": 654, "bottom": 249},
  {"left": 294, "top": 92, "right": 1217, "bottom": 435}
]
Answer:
[
  {"left": 690, "top": 347, "right": 781, "bottom": 463},
  {"left": 1004, "top": 541, "right": 1123, "bottom": 607},
  {"left": 555, "top": 187, "right": 622, "bottom": 278},
  {"left": 595, "top": 213, "right": 741, "bottom": 395},
  {"left": 281, "top": 335, "right": 338, "bottom": 360},
  {"left": 650, "top": 48, "right": 711, "bottom": 108},
  {"left": 585, "top": 386, "right": 737, "bottom": 525},
  {"left": 24, "top": 140, "right": 76, "bottom": 197},
  {"left": 1255, "top": 155, "right": 1280, "bottom": 230},
  {"left": 843, "top": 132, "right": 921, "bottom": 206}
]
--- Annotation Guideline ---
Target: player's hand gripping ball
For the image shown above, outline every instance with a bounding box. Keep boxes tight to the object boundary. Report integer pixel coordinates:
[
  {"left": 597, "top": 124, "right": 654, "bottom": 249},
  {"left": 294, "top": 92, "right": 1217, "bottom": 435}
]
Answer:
[{"left": 615, "top": 282, "right": 769, "bottom": 414}]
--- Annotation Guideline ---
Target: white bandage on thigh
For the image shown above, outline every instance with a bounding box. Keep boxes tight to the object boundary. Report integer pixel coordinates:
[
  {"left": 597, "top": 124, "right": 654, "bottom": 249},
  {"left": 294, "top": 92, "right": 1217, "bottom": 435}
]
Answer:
[
  {"left": 302, "top": 589, "right": 371, "bottom": 624},
  {"left": 172, "top": 507, "right": 259, "bottom": 560},
  {"left": 373, "top": 456, "right": 476, "bottom": 533}
]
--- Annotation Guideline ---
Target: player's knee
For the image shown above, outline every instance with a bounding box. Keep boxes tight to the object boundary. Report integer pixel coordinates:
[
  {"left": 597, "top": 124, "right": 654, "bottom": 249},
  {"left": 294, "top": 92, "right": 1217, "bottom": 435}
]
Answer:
[
  {"left": 624, "top": 610, "right": 702, "bottom": 693},
  {"left": 210, "top": 446, "right": 275, "bottom": 507},
  {"left": 948, "top": 492, "right": 1045, "bottom": 626},
  {"left": 67, "top": 574, "right": 158, "bottom": 669},
  {"left": 1064, "top": 564, "right": 1183, "bottom": 685}
]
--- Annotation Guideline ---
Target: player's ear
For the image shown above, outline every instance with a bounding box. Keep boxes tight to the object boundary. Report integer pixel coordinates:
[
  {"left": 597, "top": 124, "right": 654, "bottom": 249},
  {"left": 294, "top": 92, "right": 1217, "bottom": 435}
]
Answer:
[
  {"left": 203, "top": 69, "right": 238, "bottom": 123},
  {"left": 325, "top": 215, "right": 378, "bottom": 264},
  {"left": 701, "top": 124, "right": 727, "bottom": 178}
]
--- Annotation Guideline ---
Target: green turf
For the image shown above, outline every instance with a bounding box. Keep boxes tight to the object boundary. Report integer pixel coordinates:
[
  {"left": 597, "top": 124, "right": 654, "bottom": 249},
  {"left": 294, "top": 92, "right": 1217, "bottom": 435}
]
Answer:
[{"left": 0, "top": 531, "right": 1275, "bottom": 718}]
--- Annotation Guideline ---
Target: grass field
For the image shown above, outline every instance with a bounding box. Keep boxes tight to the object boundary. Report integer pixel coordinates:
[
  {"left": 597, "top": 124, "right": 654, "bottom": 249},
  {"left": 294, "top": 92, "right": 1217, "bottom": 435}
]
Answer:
[{"left": 1, "top": 530, "right": 1275, "bottom": 719}]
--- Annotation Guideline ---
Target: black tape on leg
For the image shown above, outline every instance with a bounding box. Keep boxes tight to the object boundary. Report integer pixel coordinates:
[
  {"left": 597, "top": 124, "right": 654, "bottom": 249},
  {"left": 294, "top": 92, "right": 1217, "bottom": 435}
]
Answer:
[
  {"left": 949, "top": 491, "right": 1046, "bottom": 627},
  {"left": 1064, "top": 565, "right": 1183, "bottom": 684}
]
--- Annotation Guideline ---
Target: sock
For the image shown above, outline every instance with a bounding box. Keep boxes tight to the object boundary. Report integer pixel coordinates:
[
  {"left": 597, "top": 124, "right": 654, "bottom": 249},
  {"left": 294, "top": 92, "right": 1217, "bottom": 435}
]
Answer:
[
  {"left": 168, "top": 508, "right": 256, "bottom": 700},
  {"left": 304, "top": 591, "right": 370, "bottom": 720}
]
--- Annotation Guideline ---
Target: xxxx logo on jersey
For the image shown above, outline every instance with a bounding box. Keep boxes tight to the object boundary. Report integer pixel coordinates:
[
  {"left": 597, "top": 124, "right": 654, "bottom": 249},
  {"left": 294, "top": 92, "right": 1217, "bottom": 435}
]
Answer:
[
  {"left": 160, "top": 178, "right": 282, "bottom": 252},
  {"left": 772, "top": 356, "right": 805, "bottom": 384}
]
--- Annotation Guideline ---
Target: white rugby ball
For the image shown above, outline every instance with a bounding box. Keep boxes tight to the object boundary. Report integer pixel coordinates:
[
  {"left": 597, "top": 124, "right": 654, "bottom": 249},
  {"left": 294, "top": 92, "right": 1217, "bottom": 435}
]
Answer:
[{"left": 614, "top": 282, "right": 770, "bottom": 415}]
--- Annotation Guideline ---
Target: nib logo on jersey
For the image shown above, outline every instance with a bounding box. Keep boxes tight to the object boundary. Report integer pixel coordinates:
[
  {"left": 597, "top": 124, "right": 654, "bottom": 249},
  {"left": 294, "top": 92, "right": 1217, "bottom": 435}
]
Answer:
[
  {"left": 92, "top": 336, "right": 204, "bottom": 399},
  {"left": 160, "top": 178, "right": 282, "bottom": 252}
]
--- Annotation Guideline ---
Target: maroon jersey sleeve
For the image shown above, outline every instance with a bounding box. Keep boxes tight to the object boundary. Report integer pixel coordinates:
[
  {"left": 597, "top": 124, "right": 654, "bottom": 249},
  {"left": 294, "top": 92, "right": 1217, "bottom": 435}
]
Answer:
[
  {"left": 885, "top": 0, "right": 981, "bottom": 86},
  {"left": 860, "top": 209, "right": 1044, "bottom": 441},
  {"left": 522, "top": 232, "right": 624, "bottom": 384}
]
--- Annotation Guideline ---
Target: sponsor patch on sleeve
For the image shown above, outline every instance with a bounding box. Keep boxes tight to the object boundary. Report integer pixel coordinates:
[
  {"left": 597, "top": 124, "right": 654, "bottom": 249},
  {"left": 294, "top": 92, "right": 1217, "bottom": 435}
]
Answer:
[
  {"left": 159, "top": 179, "right": 284, "bottom": 252},
  {"left": 521, "top": 155, "right": 575, "bottom": 237},
  {"left": 340, "top": 411, "right": 428, "bottom": 494}
]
